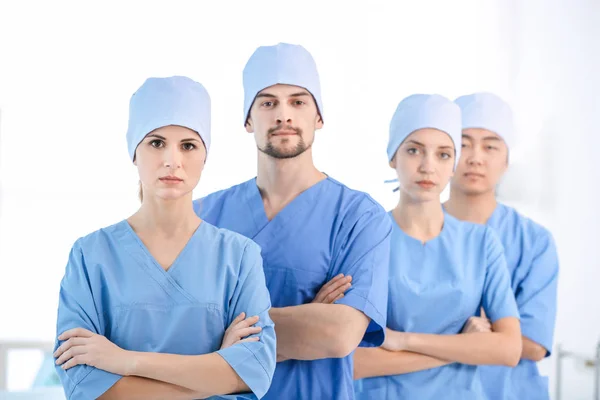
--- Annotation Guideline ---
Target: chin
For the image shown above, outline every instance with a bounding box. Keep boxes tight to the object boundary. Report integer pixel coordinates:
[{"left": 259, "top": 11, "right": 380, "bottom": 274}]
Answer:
[
  {"left": 409, "top": 192, "right": 441, "bottom": 203},
  {"left": 458, "top": 183, "right": 490, "bottom": 196},
  {"left": 155, "top": 189, "right": 190, "bottom": 201}
]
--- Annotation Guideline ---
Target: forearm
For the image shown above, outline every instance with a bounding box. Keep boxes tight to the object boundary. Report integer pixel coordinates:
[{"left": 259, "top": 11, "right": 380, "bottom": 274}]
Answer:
[
  {"left": 353, "top": 347, "right": 450, "bottom": 379},
  {"left": 405, "top": 331, "right": 521, "bottom": 367},
  {"left": 130, "top": 351, "right": 249, "bottom": 397},
  {"left": 270, "top": 304, "right": 368, "bottom": 360},
  {"left": 521, "top": 335, "right": 548, "bottom": 362},
  {"left": 98, "top": 376, "right": 202, "bottom": 400}
]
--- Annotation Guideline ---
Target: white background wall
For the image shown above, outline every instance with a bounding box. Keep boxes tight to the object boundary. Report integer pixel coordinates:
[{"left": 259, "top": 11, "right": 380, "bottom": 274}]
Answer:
[{"left": 0, "top": 0, "right": 598, "bottom": 398}]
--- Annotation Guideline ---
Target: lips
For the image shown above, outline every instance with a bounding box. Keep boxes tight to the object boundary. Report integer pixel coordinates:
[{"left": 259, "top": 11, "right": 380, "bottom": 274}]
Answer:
[
  {"left": 159, "top": 176, "right": 183, "bottom": 182},
  {"left": 417, "top": 180, "right": 435, "bottom": 188},
  {"left": 272, "top": 130, "right": 297, "bottom": 136},
  {"left": 464, "top": 172, "right": 485, "bottom": 178}
]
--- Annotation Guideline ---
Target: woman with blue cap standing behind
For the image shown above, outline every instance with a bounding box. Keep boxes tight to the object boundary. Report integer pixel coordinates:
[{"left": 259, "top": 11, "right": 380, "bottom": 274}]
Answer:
[
  {"left": 52, "top": 76, "right": 276, "bottom": 400},
  {"left": 445, "top": 92, "right": 559, "bottom": 400},
  {"left": 353, "top": 94, "right": 522, "bottom": 399}
]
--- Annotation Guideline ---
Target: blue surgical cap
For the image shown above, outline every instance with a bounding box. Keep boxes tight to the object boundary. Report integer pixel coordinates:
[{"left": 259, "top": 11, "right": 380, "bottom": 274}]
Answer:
[
  {"left": 126, "top": 76, "right": 211, "bottom": 162},
  {"left": 243, "top": 43, "right": 323, "bottom": 125},
  {"left": 387, "top": 94, "right": 462, "bottom": 168},
  {"left": 454, "top": 92, "right": 515, "bottom": 148}
]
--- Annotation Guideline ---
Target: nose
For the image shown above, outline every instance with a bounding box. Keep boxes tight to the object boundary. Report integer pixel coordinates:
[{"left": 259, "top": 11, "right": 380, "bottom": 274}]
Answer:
[
  {"left": 275, "top": 103, "right": 293, "bottom": 125},
  {"left": 418, "top": 153, "right": 435, "bottom": 174},
  {"left": 163, "top": 146, "right": 182, "bottom": 169},
  {"left": 466, "top": 146, "right": 484, "bottom": 166}
]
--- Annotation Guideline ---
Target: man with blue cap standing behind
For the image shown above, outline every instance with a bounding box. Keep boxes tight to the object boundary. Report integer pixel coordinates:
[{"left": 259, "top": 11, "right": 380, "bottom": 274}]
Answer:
[
  {"left": 195, "top": 43, "right": 391, "bottom": 399},
  {"left": 445, "top": 92, "right": 559, "bottom": 400}
]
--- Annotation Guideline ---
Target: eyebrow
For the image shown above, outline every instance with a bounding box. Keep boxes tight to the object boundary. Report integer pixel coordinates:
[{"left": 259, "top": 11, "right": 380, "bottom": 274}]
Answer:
[
  {"left": 146, "top": 134, "right": 166, "bottom": 140},
  {"left": 405, "top": 139, "right": 453, "bottom": 149},
  {"left": 255, "top": 91, "right": 311, "bottom": 99},
  {"left": 145, "top": 133, "right": 200, "bottom": 142},
  {"left": 462, "top": 133, "right": 502, "bottom": 141}
]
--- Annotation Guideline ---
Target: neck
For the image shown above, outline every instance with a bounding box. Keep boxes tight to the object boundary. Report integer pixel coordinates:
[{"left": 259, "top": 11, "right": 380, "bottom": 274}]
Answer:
[
  {"left": 444, "top": 186, "right": 498, "bottom": 224},
  {"left": 256, "top": 148, "right": 326, "bottom": 213},
  {"left": 393, "top": 192, "right": 445, "bottom": 242},
  {"left": 130, "top": 193, "right": 200, "bottom": 236}
]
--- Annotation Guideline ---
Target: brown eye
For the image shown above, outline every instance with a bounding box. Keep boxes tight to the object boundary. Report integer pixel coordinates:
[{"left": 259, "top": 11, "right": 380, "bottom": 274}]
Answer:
[{"left": 150, "top": 139, "right": 164, "bottom": 148}]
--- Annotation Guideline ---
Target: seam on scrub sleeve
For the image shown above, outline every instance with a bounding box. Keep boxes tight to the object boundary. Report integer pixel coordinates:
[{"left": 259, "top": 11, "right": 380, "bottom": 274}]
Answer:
[
  {"left": 241, "top": 342, "right": 271, "bottom": 383},
  {"left": 338, "top": 290, "right": 386, "bottom": 325}
]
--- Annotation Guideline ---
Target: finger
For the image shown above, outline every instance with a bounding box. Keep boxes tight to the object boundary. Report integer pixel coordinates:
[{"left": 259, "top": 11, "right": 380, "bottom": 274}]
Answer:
[
  {"left": 61, "top": 355, "right": 84, "bottom": 370},
  {"left": 326, "top": 277, "right": 352, "bottom": 294},
  {"left": 323, "top": 283, "right": 352, "bottom": 304},
  {"left": 229, "top": 312, "right": 246, "bottom": 328},
  {"left": 333, "top": 293, "right": 344, "bottom": 302},
  {"left": 314, "top": 276, "right": 351, "bottom": 303},
  {"left": 321, "top": 274, "right": 345, "bottom": 289},
  {"left": 234, "top": 326, "right": 263, "bottom": 339},
  {"left": 238, "top": 337, "right": 261, "bottom": 344},
  {"left": 234, "top": 315, "right": 260, "bottom": 330},
  {"left": 58, "top": 328, "right": 94, "bottom": 341},
  {"left": 329, "top": 275, "right": 352, "bottom": 289},
  {"left": 53, "top": 337, "right": 88, "bottom": 358},
  {"left": 55, "top": 345, "right": 86, "bottom": 366}
]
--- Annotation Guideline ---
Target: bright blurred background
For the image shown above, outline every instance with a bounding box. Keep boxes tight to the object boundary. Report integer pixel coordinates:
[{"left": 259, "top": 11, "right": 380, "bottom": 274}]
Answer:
[{"left": 1, "top": 0, "right": 599, "bottom": 398}]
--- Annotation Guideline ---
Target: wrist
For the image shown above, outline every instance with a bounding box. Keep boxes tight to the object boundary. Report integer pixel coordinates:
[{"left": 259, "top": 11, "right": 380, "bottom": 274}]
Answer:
[
  {"left": 402, "top": 332, "right": 415, "bottom": 352},
  {"left": 127, "top": 351, "right": 143, "bottom": 376}
]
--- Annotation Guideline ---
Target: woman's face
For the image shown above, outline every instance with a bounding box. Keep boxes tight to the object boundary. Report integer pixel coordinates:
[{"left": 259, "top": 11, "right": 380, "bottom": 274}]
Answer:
[
  {"left": 134, "top": 125, "right": 206, "bottom": 201},
  {"left": 390, "top": 128, "right": 456, "bottom": 203}
]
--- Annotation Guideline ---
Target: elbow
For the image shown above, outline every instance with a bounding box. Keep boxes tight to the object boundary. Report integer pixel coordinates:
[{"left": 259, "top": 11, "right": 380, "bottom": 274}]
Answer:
[
  {"left": 529, "top": 353, "right": 546, "bottom": 363},
  {"left": 502, "top": 335, "right": 523, "bottom": 367},
  {"left": 527, "top": 344, "right": 549, "bottom": 362},
  {"left": 329, "top": 331, "right": 362, "bottom": 358},
  {"left": 532, "top": 349, "right": 548, "bottom": 362}
]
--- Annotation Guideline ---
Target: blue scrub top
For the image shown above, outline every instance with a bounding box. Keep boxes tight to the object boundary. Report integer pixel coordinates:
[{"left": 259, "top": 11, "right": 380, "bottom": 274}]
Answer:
[
  {"left": 479, "top": 204, "right": 559, "bottom": 400},
  {"left": 355, "top": 212, "right": 519, "bottom": 400},
  {"left": 196, "top": 177, "right": 391, "bottom": 400},
  {"left": 55, "top": 220, "right": 276, "bottom": 400}
]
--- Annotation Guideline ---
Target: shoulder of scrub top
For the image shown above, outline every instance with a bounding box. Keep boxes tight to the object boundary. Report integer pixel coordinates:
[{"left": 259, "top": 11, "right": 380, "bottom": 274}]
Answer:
[
  {"left": 497, "top": 203, "right": 557, "bottom": 254},
  {"left": 193, "top": 178, "right": 255, "bottom": 216},
  {"left": 324, "top": 176, "right": 390, "bottom": 219}
]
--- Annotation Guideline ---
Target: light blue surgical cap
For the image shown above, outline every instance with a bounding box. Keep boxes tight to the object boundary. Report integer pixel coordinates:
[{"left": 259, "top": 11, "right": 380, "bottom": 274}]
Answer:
[
  {"left": 387, "top": 94, "right": 462, "bottom": 168},
  {"left": 243, "top": 43, "right": 323, "bottom": 125},
  {"left": 454, "top": 92, "right": 515, "bottom": 148},
  {"left": 126, "top": 76, "right": 211, "bottom": 162}
]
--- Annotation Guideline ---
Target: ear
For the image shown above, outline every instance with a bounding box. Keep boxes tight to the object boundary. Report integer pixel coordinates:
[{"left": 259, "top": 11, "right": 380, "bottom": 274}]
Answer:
[
  {"left": 315, "top": 113, "right": 324, "bottom": 130},
  {"left": 389, "top": 156, "right": 397, "bottom": 169},
  {"left": 245, "top": 117, "right": 254, "bottom": 134}
]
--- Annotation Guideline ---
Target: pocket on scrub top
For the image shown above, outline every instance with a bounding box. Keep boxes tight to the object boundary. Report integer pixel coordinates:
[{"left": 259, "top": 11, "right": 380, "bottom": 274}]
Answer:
[{"left": 109, "top": 303, "right": 225, "bottom": 355}]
